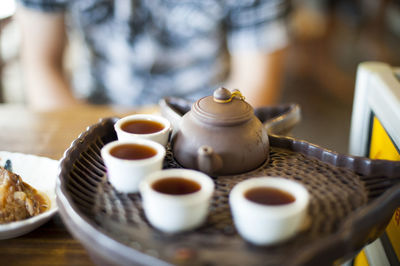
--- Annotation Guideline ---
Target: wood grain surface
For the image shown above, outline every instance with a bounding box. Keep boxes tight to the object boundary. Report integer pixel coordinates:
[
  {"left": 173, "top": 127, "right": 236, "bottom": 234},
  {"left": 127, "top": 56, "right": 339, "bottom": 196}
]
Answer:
[{"left": 0, "top": 104, "right": 156, "bottom": 265}]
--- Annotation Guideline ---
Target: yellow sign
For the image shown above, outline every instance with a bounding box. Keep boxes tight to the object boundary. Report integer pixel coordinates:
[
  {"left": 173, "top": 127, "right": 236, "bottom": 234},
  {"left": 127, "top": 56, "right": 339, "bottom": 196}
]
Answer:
[{"left": 369, "top": 117, "right": 400, "bottom": 260}]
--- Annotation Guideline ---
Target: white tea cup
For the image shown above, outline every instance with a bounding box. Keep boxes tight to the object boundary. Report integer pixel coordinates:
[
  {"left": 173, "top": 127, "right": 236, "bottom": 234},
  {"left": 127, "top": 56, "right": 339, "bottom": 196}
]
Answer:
[
  {"left": 229, "top": 177, "right": 309, "bottom": 245},
  {"left": 101, "top": 139, "right": 166, "bottom": 193},
  {"left": 114, "top": 114, "right": 172, "bottom": 146},
  {"left": 139, "top": 169, "right": 215, "bottom": 233}
]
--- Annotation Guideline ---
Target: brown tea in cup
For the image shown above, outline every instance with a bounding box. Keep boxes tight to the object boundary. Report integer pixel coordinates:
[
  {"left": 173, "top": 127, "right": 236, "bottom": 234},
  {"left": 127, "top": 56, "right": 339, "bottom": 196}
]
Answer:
[
  {"left": 110, "top": 143, "right": 157, "bottom": 160},
  {"left": 244, "top": 187, "right": 295, "bottom": 205},
  {"left": 151, "top": 177, "right": 201, "bottom": 195},
  {"left": 140, "top": 169, "right": 215, "bottom": 233},
  {"left": 121, "top": 120, "right": 165, "bottom": 134},
  {"left": 115, "top": 114, "right": 172, "bottom": 147}
]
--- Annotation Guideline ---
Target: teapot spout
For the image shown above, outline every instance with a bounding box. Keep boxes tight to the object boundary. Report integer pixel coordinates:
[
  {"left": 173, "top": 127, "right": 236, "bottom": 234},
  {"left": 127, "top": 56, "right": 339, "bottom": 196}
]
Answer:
[{"left": 197, "top": 146, "right": 223, "bottom": 176}]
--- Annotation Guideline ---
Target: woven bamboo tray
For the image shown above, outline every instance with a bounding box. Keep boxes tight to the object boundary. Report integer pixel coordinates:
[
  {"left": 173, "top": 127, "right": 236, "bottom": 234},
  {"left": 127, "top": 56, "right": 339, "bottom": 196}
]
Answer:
[{"left": 57, "top": 112, "right": 400, "bottom": 266}]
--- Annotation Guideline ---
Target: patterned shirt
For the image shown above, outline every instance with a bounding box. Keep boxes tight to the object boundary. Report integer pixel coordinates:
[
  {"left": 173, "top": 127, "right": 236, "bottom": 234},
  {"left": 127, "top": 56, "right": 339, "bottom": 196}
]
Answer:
[{"left": 19, "top": 0, "right": 290, "bottom": 106}]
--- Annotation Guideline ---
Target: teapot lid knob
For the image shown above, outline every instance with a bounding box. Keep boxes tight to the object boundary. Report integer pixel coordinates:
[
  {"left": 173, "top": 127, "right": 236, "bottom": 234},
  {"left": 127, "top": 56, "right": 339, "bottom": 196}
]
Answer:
[
  {"left": 213, "top": 87, "right": 245, "bottom": 103},
  {"left": 193, "top": 86, "right": 252, "bottom": 125}
]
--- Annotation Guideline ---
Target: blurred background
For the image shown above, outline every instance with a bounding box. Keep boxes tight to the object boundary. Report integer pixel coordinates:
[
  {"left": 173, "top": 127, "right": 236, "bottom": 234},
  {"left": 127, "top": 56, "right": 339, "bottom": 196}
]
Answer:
[{"left": 0, "top": 0, "right": 400, "bottom": 154}]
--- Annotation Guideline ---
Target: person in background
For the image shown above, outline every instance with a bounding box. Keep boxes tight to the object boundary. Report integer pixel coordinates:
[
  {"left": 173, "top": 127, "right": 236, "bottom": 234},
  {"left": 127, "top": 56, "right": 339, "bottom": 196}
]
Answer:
[{"left": 16, "top": 0, "right": 291, "bottom": 111}]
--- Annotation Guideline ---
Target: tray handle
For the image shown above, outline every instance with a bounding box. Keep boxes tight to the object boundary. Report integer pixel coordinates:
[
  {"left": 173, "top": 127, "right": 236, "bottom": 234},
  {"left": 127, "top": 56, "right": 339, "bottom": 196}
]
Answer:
[
  {"left": 292, "top": 183, "right": 400, "bottom": 265},
  {"left": 254, "top": 103, "right": 301, "bottom": 135},
  {"left": 159, "top": 97, "right": 301, "bottom": 135}
]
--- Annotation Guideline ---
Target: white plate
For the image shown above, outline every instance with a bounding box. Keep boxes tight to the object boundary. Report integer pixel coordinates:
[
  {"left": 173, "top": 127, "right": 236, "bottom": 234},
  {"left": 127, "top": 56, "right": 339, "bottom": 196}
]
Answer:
[{"left": 0, "top": 151, "right": 58, "bottom": 239}]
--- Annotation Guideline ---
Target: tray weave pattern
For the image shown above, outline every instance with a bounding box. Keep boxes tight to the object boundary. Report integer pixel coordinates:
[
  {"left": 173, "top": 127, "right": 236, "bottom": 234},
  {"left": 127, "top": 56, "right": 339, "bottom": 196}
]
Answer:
[{"left": 63, "top": 126, "right": 382, "bottom": 265}]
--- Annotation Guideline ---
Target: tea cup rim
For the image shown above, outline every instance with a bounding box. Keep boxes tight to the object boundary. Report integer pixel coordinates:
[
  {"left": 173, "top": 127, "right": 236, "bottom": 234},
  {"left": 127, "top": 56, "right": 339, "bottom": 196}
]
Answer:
[
  {"left": 140, "top": 169, "right": 215, "bottom": 204},
  {"left": 101, "top": 139, "right": 166, "bottom": 164},
  {"left": 229, "top": 177, "right": 309, "bottom": 216},
  {"left": 114, "top": 114, "right": 172, "bottom": 137}
]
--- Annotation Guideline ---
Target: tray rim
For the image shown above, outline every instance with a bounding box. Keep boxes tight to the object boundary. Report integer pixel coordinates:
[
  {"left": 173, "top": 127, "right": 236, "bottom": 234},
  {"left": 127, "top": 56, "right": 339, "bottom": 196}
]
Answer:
[
  {"left": 57, "top": 117, "right": 169, "bottom": 266},
  {"left": 57, "top": 117, "right": 400, "bottom": 266}
]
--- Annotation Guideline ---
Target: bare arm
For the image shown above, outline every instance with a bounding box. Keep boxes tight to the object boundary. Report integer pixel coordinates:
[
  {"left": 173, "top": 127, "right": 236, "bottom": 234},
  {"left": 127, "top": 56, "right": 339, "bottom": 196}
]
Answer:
[
  {"left": 226, "top": 48, "right": 286, "bottom": 108},
  {"left": 17, "top": 7, "right": 80, "bottom": 111}
]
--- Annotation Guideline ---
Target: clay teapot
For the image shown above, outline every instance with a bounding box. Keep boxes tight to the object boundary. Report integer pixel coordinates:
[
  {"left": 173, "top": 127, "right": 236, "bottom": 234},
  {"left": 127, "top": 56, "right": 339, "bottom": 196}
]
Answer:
[{"left": 170, "top": 87, "right": 270, "bottom": 176}]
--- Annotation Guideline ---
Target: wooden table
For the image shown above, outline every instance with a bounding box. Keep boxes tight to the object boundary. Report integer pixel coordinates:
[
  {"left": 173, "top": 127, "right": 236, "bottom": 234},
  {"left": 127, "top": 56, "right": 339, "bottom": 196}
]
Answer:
[{"left": 0, "top": 104, "right": 156, "bottom": 265}]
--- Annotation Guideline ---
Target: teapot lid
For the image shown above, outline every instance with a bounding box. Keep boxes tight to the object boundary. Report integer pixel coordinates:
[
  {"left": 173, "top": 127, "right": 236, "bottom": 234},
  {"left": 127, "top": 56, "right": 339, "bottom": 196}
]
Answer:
[{"left": 192, "top": 87, "right": 253, "bottom": 126}]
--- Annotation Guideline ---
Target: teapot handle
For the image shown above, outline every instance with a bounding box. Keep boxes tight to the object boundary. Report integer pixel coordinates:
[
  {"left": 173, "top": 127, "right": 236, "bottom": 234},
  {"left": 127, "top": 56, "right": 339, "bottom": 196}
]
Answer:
[{"left": 255, "top": 103, "right": 301, "bottom": 135}]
